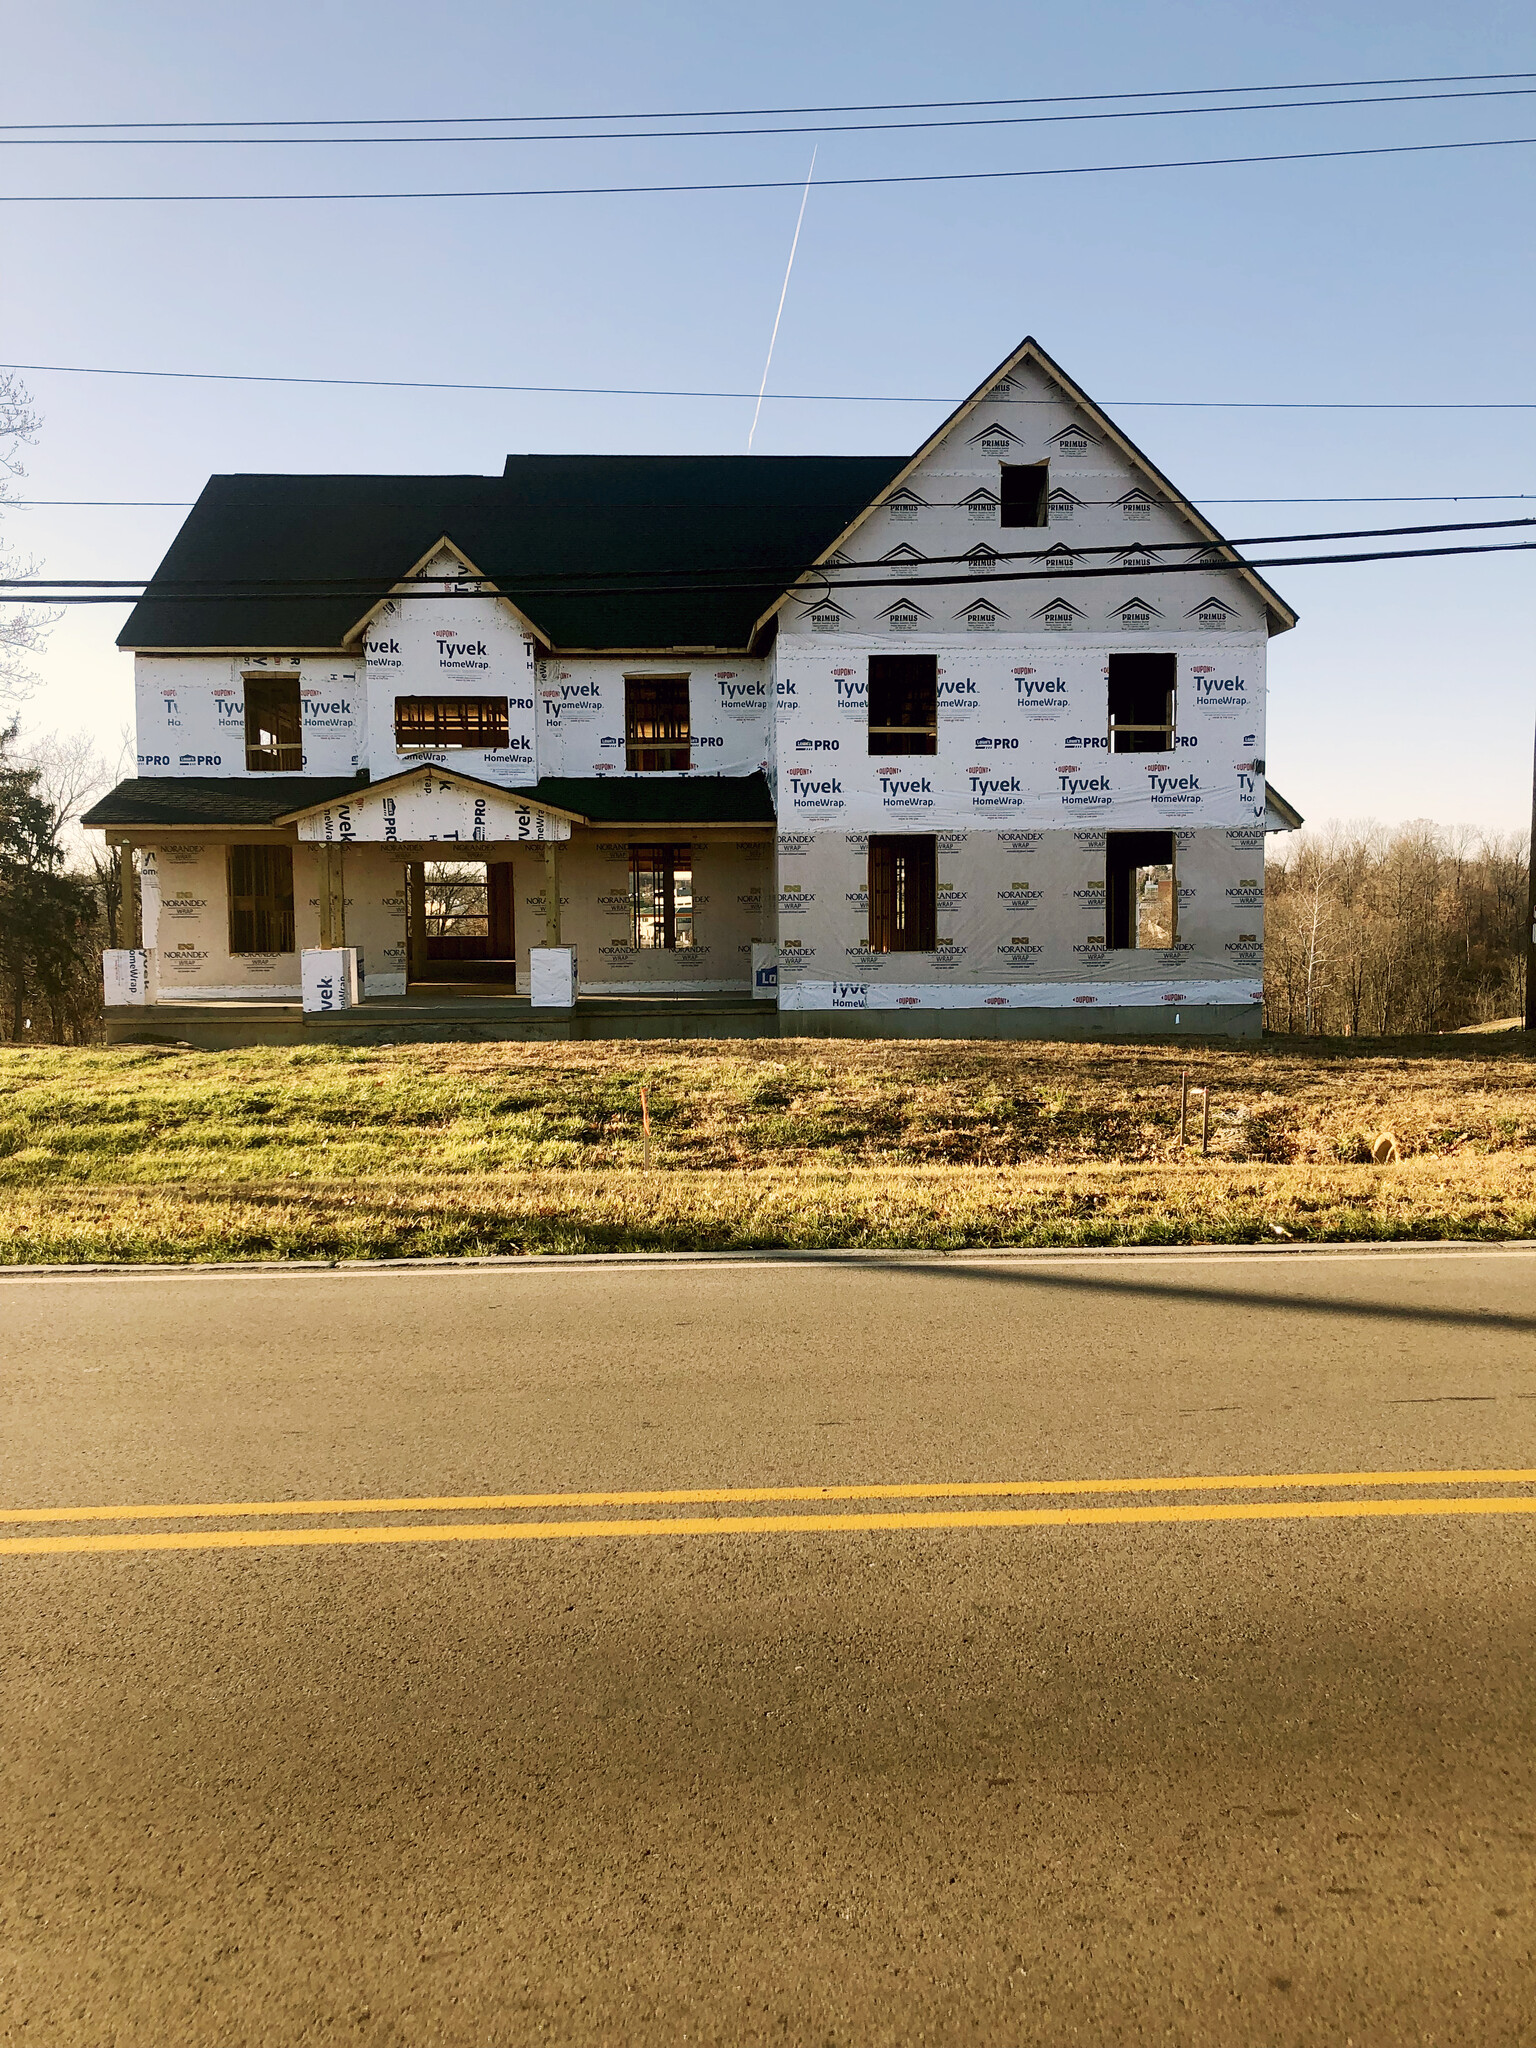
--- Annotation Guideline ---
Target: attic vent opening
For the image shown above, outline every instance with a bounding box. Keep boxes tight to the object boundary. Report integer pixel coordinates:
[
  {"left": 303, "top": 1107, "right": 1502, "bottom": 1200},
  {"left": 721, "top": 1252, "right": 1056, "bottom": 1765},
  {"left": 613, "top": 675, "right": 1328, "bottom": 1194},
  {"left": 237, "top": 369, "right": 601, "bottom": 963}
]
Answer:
[{"left": 1000, "top": 463, "right": 1049, "bottom": 530}]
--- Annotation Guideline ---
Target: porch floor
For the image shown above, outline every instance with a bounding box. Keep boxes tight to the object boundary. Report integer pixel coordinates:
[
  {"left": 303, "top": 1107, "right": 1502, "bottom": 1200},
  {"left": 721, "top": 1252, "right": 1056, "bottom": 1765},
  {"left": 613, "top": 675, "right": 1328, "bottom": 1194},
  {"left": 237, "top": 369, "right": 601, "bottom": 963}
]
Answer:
[{"left": 105, "top": 990, "right": 774, "bottom": 1049}]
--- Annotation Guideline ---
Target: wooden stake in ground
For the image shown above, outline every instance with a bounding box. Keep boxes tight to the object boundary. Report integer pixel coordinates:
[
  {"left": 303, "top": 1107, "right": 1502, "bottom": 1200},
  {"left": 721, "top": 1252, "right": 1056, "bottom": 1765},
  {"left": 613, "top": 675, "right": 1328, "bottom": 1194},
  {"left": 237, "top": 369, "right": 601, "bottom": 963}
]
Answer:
[
  {"left": 640, "top": 1085, "right": 651, "bottom": 1170},
  {"left": 1202, "top": 1085, "right": 1211, "bottom": 1156},
  {"left": 1180, "top": 1070, "right": 1189, "bottom": 1147}
]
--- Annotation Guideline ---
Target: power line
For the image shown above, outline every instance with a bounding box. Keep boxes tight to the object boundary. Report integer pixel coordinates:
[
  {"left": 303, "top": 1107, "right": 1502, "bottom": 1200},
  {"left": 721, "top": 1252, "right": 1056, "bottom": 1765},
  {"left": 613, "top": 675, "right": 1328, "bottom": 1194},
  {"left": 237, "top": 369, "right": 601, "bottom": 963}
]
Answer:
[
  {"left": 5, "top": 359, "right": 1533, "bottom": 409},
  {"left": 6, "top": 538, "right": 1532, "bottom": 605},
  {"left": 6, "top": 69, "right": 1530, "bottom": 130},
  {"left": 11, "top": 495, "right": 1536, "bottom": 510},
  {"left": 6, "top": 131, "right": 1533, "bottom": 204},
  {"left": 6, "top": 84, "right": 1533, "bottom": 147},
  {"left": 9, "top": 518, "right": 1534, "bottom": 596}
]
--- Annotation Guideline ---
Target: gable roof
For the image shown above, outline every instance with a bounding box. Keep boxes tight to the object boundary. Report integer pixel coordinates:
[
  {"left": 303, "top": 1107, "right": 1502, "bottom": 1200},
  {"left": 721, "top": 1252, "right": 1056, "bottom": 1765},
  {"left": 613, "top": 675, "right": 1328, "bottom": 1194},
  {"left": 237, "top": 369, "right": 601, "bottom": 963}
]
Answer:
[
  {"left": 116, "top": 456, "right": 907, "bottom": 654},
  {"left": 750, "top": 334, "right": 1298, "bottom": 637}
]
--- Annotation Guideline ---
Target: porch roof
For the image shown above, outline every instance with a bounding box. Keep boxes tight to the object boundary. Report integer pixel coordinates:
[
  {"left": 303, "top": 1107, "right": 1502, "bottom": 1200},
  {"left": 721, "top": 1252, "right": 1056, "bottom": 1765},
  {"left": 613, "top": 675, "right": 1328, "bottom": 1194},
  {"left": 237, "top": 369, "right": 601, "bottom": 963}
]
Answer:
[
  {"left": 82, "top": 774, "right": 360, "bottom": 829},
  {"left": 82, "top": 771, "right": 779, "bottom": 833}
]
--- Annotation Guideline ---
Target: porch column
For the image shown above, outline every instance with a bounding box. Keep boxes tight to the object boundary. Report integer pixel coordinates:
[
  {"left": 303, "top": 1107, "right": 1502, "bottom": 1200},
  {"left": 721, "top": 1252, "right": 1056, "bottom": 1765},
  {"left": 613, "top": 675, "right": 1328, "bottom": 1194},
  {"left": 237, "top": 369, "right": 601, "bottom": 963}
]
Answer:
[
  {"left": 317, "top": 842, "right": 346, "bottom": 949},
  {"left": 407, "top": 861, "right": 427, "bottom": 981},
  {"left": 542, "top": 842, "right": 562, "bottom": 947}
]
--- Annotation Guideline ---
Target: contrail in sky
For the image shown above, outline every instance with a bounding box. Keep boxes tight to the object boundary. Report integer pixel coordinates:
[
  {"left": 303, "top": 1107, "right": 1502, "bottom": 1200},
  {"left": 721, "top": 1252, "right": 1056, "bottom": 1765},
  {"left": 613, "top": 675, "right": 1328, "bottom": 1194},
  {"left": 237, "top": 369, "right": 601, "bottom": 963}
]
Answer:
[{"left": 748, "top": 148, "right": 816, "bottom": 452}]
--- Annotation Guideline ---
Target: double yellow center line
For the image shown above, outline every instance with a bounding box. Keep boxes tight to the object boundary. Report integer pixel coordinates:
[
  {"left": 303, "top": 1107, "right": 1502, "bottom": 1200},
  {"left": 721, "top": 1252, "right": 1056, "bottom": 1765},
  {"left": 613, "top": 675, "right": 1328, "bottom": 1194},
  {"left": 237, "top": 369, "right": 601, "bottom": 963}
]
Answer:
[{"left": 3, "top": 1468, "right": 1535, "bottom": 1557}]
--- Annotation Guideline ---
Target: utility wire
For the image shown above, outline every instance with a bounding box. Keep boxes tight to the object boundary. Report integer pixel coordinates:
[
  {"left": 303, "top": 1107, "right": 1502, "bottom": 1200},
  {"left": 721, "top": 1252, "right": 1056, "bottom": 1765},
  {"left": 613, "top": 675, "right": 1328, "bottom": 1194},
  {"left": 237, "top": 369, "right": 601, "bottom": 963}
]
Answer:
[
  {"left": 6, "top": 68, "right": 1529, "bottom": 130},
  {"left": 10, "top": 520, "right": 1535, "bottom": 597},
  {"left": 4, "top": 359, "right": 1532, "bottom": 409},
  {"left": 6, "top": 131, "right": 1533, "bottom": 203},
  {"left": 11, "top": 495, "right": 1536, "bottom": 510},
  {"left": 6, "top": 84, "right": 1533, "bottom": 146},
  {"left": 6, "top": 538, "right": 1533, "bottom": 604}
]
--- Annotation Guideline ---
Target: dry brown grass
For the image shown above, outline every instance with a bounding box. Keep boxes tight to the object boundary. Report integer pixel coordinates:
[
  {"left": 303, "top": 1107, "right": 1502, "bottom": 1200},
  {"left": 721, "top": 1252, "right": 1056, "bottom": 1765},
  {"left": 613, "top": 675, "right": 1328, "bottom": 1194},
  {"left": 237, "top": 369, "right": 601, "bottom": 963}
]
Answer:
[{"left": 0, "top": 1033, "right": 1531, "bottom": 1261}]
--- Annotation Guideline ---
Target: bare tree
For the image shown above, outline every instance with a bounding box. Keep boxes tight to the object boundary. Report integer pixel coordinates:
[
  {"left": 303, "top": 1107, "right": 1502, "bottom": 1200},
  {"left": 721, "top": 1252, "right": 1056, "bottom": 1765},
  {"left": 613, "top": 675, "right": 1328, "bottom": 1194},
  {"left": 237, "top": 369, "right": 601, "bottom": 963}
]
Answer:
[
  {"left": 1265, "top": 821, "right": 1527, "bottom": 1035},
  {"left": 0, "top": 373, "right": 59, "bottom": 707}
]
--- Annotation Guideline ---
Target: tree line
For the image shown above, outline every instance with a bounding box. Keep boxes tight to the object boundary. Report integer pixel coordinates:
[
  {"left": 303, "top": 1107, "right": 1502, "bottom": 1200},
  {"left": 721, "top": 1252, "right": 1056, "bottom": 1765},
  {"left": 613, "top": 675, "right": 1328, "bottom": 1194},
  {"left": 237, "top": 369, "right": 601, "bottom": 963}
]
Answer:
[{"left": 1263, "top": 821, "right": 1528, "bottom": 1037}]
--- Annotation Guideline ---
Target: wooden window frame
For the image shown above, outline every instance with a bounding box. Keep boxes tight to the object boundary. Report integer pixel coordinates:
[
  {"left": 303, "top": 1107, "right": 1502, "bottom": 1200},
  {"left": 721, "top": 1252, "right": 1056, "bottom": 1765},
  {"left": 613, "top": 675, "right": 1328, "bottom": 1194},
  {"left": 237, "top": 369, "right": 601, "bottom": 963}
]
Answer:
[
  {"left": 1106, "top": 831, "right": 1177, "bottom": 950},
  {"left": 625, "top": 675, "right": 691, "bottom": 773},
  {"left": 868, "top": 834, "right": 937, "bottom": 953},
  {"left": 1107, "top": 651, "right": 1176, "bottom": 755},
  {"left": 227, "top": 843, "right": 296, "bottom": 954},
  {"left": 394, "top": 697, "right": 511, "bottom": 752},
  {"left": 628, "top": 845, "right": 695, "bottom": 949},
  {"left": 867, "top": 654, "right": 938, "bottom": 756},
  {"left": 243, "top": 672, "right": 304, "bottom": 773}
]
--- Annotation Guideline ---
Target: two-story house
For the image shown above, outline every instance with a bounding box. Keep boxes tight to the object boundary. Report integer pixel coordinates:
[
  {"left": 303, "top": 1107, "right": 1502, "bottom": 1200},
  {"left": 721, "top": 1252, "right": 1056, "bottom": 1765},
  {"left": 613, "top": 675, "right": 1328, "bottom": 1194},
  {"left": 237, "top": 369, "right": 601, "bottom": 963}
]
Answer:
[{"left": 85, "top": 335, "right": 1302, "bottom": 1041}]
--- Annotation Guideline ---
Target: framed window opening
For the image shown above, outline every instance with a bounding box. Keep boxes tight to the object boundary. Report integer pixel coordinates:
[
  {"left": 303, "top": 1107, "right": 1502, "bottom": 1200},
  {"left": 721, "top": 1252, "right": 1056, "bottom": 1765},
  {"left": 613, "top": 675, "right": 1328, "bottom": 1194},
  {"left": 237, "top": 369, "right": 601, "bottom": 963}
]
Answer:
[
  {"left": 395, "top": 697, "right": 510, "bottom": 752},
  {"left": 868, "top": 834, "right": 937, "bottom": 952},
  {"left": 625, "top": 675, "right": 691, "bottom": 772},
  {"left": 227, "top": 844, "right": 296, "bottom": 954},
  {"left": 244, "top": 672, "right": 304, "bottom": 772},
  {"left": 999, "top": 461, "right": 1050, "bottom": 529},
  {"left": 867, "top": 654, "right": 937, "bottom": 756},
  {"left": 1107, "top": 651, "right": 1175, "bottom": 754},
  {"left": 629, "top": 845, "right": 694, "bottom": 949},
  {"left": 1106, "top": 831, "right": 1177, "bottom": 950}
]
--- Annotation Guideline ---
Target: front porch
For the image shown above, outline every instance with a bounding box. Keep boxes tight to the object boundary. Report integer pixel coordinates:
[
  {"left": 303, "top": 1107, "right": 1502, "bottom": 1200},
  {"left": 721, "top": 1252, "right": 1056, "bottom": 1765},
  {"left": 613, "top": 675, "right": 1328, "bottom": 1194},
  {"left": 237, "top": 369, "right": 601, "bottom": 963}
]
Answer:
[{"left": 103, "top": 988, "right": 774, "bottom": 1049}]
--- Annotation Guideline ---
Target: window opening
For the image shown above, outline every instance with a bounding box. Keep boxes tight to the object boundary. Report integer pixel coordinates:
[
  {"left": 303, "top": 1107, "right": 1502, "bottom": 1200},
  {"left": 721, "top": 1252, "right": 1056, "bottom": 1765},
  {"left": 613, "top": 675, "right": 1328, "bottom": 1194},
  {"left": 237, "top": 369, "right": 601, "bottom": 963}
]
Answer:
[
  {"left": 629, "top": 846, "right": 694, "bottom": 949},
  {"left": 626, "top": 676, "right": 691, "bottom": 772},
  {"left": 395, "top": 697, "right": 509, "bottom": 751},
  {"left": 227, "top": 844, "right": 295, "bottom": 954},
  {"left": 867, "top": 654, "right": 937, "bottom": 756},
  {"left": 999, "top": 462, "right": 1050, "bottom": 529},
  {"left": 868, "top": 835, "right": 937, "bottom": 952},
  {"left": 1106, "top": 831, "right": 1177, "bottom": 950},
  {"left": 244, "top": 673, "right": 303, "bottom": 772},
  {"left": 1107, "top": 651, "right": 1175, "bottom": 754}
]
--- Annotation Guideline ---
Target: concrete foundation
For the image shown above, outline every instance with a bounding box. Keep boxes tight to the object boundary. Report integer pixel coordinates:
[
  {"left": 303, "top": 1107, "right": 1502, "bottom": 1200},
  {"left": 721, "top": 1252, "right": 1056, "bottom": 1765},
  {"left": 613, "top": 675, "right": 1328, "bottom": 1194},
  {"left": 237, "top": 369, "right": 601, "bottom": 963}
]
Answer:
[{"left": 105, "top": 992, "right": 1260, "bottom": 1049}]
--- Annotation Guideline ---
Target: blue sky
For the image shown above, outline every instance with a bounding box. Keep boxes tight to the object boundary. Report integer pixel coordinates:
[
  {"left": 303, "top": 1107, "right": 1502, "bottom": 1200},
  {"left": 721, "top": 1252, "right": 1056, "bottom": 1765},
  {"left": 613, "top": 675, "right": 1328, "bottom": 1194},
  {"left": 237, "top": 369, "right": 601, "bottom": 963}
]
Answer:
[{"left": 4, "top": 0, "right": 1533, "bottom": 834}]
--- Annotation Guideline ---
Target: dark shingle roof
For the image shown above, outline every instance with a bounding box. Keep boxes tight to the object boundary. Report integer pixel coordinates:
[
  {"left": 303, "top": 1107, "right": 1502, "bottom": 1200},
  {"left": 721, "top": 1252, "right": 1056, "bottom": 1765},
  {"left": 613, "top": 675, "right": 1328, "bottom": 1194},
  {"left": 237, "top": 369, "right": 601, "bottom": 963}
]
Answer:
[
  {"left": 116, "top": 456, "right": 907, "bottom": 653},
  {"left": 82, "top": 776, "right": 360, "bottom": 829},
  {"left": 82, "top": 772, "right": 777, "bottom": 830},
  {"left": 509, "top": 774, "right": 776, "bottom": 825}
]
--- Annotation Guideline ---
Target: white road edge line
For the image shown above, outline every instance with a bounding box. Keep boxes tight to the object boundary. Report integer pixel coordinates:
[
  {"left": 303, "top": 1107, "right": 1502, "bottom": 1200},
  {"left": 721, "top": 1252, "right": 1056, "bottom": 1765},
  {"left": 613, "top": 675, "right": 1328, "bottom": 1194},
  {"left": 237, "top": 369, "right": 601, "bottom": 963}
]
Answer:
[{"left": 0, "top": 1241, "right": 1533, "bottom": 1283}]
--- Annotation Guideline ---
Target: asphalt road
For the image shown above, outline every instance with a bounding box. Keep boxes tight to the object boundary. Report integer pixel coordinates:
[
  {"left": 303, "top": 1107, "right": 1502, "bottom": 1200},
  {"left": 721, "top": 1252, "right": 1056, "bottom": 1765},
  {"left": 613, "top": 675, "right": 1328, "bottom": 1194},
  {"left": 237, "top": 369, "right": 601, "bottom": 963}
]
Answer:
[{"left": 3, "top": 1244, "right": 1535, "bottom": 2047}]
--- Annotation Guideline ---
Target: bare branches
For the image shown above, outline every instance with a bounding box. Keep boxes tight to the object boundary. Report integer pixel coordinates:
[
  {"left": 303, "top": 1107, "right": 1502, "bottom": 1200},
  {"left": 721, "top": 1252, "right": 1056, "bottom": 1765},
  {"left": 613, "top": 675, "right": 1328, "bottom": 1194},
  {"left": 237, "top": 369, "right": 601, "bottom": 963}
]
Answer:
[
  {"left": 1265, "top": 822, "right": 1528, "bottom": 1034},
  {"left": 0, "top": 372, "right": 57, "bottom": 707}
]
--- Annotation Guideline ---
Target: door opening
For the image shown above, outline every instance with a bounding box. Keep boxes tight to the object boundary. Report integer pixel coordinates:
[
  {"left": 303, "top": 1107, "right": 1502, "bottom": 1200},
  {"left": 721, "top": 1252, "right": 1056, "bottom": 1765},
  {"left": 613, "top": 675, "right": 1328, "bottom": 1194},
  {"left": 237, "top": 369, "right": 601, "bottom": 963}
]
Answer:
[{"left": 411, "top": 860, "right": 517, "bottom": 982}]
